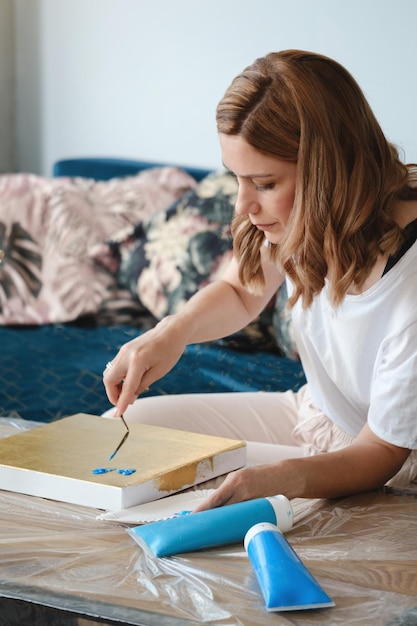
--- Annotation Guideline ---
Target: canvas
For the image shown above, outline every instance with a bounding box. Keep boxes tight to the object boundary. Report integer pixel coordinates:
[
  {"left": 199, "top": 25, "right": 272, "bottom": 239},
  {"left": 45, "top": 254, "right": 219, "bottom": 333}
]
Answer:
[{"left": 0, "top": 414, "right": 246, "bottom": 510}]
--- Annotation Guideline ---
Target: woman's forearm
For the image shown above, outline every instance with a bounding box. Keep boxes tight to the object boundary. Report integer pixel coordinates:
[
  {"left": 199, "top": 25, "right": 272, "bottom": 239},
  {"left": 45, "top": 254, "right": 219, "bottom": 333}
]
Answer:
[
  {"left": 194, "top": 425, "right": 410, "bottom": 511},
  {"left": 104, "top": 276, "right": 275, "bottom": 414},
  {"left": 167, "top": 252, "right": 284, "bottom": 346},
  {"left": 104, "top": 254, "right": 283, "bottom": 414},
  {"left": 163, "top": 279, "right": 271, "bottom": 346}
]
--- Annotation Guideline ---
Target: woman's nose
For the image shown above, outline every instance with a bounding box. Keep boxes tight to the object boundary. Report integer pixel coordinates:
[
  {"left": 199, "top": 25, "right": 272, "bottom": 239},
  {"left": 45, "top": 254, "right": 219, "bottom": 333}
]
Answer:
[{"left": 234, "top": 186, "right": 260, "bottom": 216}]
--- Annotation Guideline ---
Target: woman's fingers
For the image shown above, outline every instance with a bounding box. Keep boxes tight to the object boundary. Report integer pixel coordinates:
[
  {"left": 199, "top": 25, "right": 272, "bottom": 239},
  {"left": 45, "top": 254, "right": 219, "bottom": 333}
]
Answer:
[{"left": 102, "top": 321, "right": 188, "bottom": 415}]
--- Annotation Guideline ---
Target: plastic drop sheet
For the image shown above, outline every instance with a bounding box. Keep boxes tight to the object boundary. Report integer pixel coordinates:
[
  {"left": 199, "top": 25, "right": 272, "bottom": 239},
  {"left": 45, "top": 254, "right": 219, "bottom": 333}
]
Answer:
[{"left": 0, "top": 417, "right": 417, "bottom": 626}]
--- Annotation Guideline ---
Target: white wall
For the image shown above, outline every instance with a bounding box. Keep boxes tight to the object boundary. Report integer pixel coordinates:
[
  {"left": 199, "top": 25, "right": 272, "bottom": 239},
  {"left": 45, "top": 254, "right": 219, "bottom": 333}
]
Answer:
[
  {"left": 14, "top": 0, "right": 417, "bottom": 176},
  {"left": 0, "top": 0, "right": 15, "bottom": 173}
]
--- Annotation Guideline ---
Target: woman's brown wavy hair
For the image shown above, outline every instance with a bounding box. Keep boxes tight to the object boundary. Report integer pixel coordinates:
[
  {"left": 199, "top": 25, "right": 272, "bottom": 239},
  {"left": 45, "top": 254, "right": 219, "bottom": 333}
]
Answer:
[{"left": 216, "top": 49, "right": 417, "bottom": 308}]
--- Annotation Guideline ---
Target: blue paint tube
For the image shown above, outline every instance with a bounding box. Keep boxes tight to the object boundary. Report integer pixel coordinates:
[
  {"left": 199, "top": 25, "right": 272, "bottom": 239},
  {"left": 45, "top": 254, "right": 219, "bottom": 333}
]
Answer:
[
  {"left": 244, "top": 522, "right": 335, "bottom": 611},
  {"left": 128, "top": 495, "right": 293, "bottom": 557}
]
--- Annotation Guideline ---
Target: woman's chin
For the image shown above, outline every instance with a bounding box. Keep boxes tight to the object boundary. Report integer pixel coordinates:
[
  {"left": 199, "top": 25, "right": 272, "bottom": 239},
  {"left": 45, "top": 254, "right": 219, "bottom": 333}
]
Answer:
[{"left": 264, "top": 231, "right": 283, "bottom": 245}]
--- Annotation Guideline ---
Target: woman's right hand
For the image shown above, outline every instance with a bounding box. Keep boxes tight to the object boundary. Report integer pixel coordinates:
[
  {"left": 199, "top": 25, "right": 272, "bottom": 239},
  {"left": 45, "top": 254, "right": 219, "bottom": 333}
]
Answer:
[{"left": 102, "top": 315, "right": 188, "bottom": 416}]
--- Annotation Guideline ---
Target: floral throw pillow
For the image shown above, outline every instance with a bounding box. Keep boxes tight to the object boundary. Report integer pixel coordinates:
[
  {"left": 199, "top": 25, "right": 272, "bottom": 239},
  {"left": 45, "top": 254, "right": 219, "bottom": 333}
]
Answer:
[
  {"left": 137, "top": 169, "right": 238, "bottom": 319},
  {"left": 0, "top": 168, "right": 196, "bottom": 324},
  {"left": 0, "top": 174, "right": 52, "bottom": 323},
  {"left": 93, "top": 169, "right": 285, "bottom": 354},
  {"left": 93, "top": 169, "right": 238, "bottom": 320}
]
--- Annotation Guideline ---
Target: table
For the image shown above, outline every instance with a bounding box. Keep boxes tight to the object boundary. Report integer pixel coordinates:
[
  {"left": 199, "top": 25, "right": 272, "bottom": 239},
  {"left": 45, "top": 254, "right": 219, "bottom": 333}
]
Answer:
[{"left": 1, "top": 419, "right": 417, "bottom": 625}]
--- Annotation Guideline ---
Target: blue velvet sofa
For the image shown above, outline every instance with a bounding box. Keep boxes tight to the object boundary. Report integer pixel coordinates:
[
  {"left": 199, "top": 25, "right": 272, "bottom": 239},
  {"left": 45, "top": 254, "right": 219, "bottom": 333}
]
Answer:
[{"left": 0, "top": 157, "right": 305, "bottom": 423}]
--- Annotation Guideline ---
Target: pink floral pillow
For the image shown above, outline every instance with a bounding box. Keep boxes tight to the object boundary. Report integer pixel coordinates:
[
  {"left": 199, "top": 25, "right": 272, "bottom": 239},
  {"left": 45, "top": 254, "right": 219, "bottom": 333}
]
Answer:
[
  {"left": 91, "top": 169, "right": 237, "bottom": 320},
  {"left": 0, "top": 168, "right": 196, "bottom": 324},
  {"left": 0, "top": 174, "right": 51, "bottom": 323},
  {"left": 91, "top": 170, "right": 289, "bottom": 354}
]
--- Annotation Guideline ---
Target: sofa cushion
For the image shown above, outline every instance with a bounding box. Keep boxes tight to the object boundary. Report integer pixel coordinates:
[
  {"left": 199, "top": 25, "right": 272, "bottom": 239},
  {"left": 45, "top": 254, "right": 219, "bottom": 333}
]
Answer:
[
  {"left": 92, "top": 169, "right": 236, "bottom": 319},
  {"left": 93, "top": 169, "right": 283, "bottom": 354},
  {"left": 138, "top": 168, "right": 237, "bottom": 319},
  {"left": 0, "top": 168, "right": 195, "bottom": 324}
]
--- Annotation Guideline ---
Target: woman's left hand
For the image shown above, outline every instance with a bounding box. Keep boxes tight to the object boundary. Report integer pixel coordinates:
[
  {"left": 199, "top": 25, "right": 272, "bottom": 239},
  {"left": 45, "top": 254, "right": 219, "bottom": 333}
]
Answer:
[{"left": 192, "top": 464, "right": 283, "bottom": 512}]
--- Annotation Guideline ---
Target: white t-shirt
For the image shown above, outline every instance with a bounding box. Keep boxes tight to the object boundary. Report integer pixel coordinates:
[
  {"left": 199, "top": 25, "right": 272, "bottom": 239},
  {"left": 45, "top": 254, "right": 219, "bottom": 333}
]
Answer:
[{"left": 289, "top": 240, "right": 417, "bottom": 449}]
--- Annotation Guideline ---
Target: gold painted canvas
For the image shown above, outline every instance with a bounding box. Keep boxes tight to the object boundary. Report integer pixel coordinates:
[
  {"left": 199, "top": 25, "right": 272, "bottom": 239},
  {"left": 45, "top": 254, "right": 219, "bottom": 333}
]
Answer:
[{"left": 0, "top": 414, "right": 246, "bottom": 510}]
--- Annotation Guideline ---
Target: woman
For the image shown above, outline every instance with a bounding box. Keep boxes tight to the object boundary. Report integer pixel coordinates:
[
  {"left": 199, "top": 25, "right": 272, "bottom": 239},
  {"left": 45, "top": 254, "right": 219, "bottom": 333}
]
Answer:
[{"left": 103, "top": 50, "right": 417, "bottom": 508}]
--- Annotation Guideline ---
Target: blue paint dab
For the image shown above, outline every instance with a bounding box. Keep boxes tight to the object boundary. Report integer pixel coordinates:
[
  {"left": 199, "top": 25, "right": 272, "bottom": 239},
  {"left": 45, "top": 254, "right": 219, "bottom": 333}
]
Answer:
[
  {"left": 117, "top": 468, "right": 137, "bottom": 475},
  {"left": 92, "top": 467, "right": 116, "bottom": 474}
]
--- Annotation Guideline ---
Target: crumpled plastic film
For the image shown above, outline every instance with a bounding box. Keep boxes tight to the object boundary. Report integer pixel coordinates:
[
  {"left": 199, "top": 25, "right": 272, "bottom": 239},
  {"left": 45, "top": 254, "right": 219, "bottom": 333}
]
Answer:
[
  {"left": 0, "top": 417, "right": 417, "bottom": 625},
  {"left": 128, "top": 495, "right": 417, "bottom": 625}
]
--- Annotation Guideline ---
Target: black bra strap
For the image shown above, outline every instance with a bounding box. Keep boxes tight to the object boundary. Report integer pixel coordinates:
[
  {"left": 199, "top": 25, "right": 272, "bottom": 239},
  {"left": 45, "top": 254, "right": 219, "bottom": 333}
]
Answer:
[{"left": 382, "top": 218, "right": 417, "bottom": 276}]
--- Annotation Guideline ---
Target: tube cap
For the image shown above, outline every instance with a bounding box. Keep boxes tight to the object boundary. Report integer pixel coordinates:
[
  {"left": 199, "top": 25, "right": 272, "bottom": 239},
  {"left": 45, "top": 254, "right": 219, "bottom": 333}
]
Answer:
[
  {"left": 266, "top": 495, "right": 293, "bottom": 532},
  {"left": 244, "top": 521, "right": 278, "bottom": 551}
]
